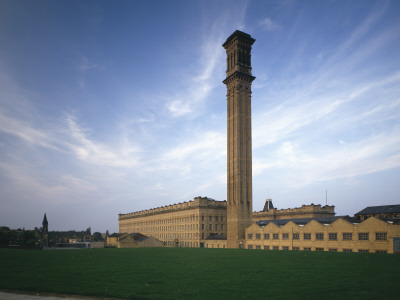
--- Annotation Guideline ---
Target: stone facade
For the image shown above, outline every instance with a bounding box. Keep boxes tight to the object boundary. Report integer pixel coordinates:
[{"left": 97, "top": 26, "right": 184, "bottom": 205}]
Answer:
[
  {"left": 245, "top": 216, "right": 400, "bottom": 253},
  {"left": 253, "top": 201, "right": 335, "bottom": 222},
  {"left": 223, "top": 30, "right": 255, "bottom": 248},
  {"left": 119, "top": 197, "right": 227, "bottom": 248}
]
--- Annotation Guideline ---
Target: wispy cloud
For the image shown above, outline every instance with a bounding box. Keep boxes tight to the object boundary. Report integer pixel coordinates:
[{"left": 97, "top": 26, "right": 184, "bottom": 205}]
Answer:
[
  {"left": 77, "top": 56, "right": 98, "bottom": 72},
  {"left": 165, "top": 32, "right": 223, "bottom": 117},
  {"left": 251, "top": 3, "right": 400, "bottom": 189},
  {"left": 165, "top": 1, "right": 250, "bottom": 118},
  {"left": 0, "top": 109, "right": 60, "bottom": 151},
  {"left": 257, "top": 18, "right": 281, "bottom": 31},
  {"left": 264, "top": 128, "right": 400, "bottom": 188},
  {"left": 76, "top": 56, "right": 98, "bottom": 88},
  {"left": 63, "top": 114, "right": 141, "bottom": 167}
]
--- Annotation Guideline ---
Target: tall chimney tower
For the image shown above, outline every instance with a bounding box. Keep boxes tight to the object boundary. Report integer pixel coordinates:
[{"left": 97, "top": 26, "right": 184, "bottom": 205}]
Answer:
[{"left": 223, "top": 30, "right": 255, "bottom": 248}]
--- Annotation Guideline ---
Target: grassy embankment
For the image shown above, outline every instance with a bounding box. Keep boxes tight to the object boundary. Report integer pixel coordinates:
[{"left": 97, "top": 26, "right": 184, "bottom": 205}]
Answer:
[{"left": 0, "top": 247, "right": 399, "bottom": 299}]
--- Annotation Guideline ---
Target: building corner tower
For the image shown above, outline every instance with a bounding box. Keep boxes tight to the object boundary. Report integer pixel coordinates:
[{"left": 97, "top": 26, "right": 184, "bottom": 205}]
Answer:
[{"left": 223, "top": 30, "right": 255, "bottom": 248}]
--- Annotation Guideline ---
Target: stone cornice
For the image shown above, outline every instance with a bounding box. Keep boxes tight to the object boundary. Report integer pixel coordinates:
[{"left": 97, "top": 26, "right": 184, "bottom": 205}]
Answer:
[
  {"left": 223, "top": 30, "right": 255, "bottom": 48},
  {"left": 119, "top": 197, "right": 227, "bottom": 220},
  {"left": 223, "top": 71, "right": 256, "bottom": 85}
]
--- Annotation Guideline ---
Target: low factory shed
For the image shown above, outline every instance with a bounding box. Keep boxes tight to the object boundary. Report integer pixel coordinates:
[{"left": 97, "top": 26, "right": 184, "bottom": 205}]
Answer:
[
  {"left": 246, "top": 216, "right": 400, "bottom": 253},
  {"left": 107, "top": 232, "right": 164, "bottom": 248}
]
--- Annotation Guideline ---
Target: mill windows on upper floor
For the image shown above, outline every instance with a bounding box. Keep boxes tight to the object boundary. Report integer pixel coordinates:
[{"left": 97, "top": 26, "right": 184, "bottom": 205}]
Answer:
[
  {"left": 329, "top": 233, "right": 337, "bottom": 240},
  {"left": 375, "top": 232, "right": 387, "bottom": 240},
  {"left": 343, "top": 233, "right": 352, "bottom": 240}
]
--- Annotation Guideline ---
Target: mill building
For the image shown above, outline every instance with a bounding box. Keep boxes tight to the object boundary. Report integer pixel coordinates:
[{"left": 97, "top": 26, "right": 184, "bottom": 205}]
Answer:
[{"left": 119, "top": 30, "right": 400, "bottom": 253}]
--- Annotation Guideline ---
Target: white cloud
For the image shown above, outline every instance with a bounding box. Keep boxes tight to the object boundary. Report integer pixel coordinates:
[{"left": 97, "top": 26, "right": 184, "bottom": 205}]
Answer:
[
  {"left": 0, "top": 109, "right": 61, "bottom": 151},
  {"left": 76, "top": 56, "right": 98, "bottom": 88},
  {"left": 77, "top": 56, "right": 97, "bottom": 71},
  {"left": 165, "top": 21, "right": 225, "bottom": 118},
  {"left": 254, "top": 128, "right": 400, "bottom": 188},
  {"left": 257, "top": 18, "right": 280, "bottom": 31},
  {"left": 166, "top": 100, "right": 193, "bottom": 117},
  {"left": 149, "top": 130, "right": 225, "bottom": 175}
]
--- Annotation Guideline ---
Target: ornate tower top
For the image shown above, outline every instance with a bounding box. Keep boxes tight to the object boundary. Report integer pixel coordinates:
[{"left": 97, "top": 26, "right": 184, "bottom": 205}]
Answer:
[{"left": 223, "top": 30, "right": 256, "bottom": 82}]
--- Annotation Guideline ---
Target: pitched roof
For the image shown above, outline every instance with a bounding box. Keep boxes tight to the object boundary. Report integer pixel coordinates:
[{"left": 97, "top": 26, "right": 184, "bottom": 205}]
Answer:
[
  {"left": 130, "top": 233, "right": 146, "bottom": 240},
  {"left": 355, "top": 205, "right": 400, "bottom": 215},
  {"left": 109, "top": 233, "right": 122, "bottom": 237},
  {"left": 257, "top": 216, "right": 349, "bottom": 227}
]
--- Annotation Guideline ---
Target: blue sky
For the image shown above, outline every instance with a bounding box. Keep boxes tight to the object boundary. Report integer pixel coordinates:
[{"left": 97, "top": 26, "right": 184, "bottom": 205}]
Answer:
[{"left": 1, "top": 0, "right": 399, "bottom": 233}]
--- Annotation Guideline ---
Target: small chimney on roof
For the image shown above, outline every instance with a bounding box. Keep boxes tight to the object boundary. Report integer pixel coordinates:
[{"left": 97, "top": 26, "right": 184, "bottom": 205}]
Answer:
[{"left": 263, "top": 199, "right": 274, "bottom": 211}]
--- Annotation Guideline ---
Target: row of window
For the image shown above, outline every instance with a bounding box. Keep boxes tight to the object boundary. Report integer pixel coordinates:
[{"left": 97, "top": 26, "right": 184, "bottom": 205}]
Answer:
[
  {"left": 201, "top": 224, "right": 224, "bottom": 231},
  {"left": 129, "top": 220, "right": 226, "bottom": 234},
  {"left": 129, "top": 214, "right": 225, "bottom": 227},
  {"left": 247, "top": 232, "right": 387, "bottom": 241},
  {"left": 247, "top": 245, "right": 387, "bottom": 253},
  {"left": 201, "top": 216, "right": 224, "bottom": 222}
]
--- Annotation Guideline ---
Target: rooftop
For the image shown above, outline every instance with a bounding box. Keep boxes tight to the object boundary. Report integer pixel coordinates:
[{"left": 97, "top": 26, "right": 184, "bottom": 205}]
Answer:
[
  {"left": 223, "top": 30, "right": 255, "bottom": 48},
  {"left": 257, "top": 216, "right": 351, "bottom": 227},
  {"left": 355, "top": 205, "right": 400, "bottom": 215}
]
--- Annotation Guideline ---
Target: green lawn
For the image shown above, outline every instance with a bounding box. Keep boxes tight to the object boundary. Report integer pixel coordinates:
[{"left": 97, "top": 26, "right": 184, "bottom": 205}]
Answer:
[{"left": 0, "top": 248, "right": 398, "bottom": 299}]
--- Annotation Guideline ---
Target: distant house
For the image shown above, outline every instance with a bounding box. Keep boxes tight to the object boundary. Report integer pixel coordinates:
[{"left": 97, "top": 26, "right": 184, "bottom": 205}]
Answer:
[
  {"left": 355, "top": 205, "right": 400, "bottom": 221},
  {"left": 106, "top": 232, "right": 164, "bottom": 248},
  {"left": 40, "top": 213, "right": 95, "bottom": 248},
  {"left": 47, "top": 228, "right": 92, "bottom": 247}
]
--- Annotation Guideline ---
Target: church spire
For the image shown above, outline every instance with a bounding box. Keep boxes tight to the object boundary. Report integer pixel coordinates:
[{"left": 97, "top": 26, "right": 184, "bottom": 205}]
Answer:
[
  {"left": 42, "top": 213, "right": 48, "bottom": 227},
  {"left": 42, "top": 213, "right": 48, "bottom": 248}
]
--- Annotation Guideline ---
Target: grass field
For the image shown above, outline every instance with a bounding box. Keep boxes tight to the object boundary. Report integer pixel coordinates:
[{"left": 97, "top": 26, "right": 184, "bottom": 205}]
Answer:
[{"left": 0, "top": 248, "right": 399, "bottom": 299}]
